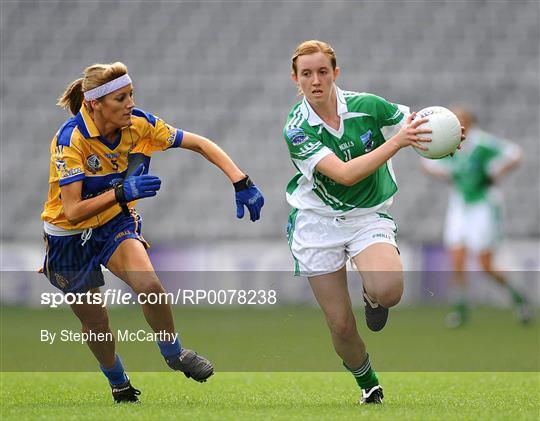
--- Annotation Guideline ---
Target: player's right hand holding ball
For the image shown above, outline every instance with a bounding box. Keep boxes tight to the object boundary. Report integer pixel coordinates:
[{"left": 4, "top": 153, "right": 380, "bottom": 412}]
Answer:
[{"left": 391, "top": 112, "right": 433, "bottom": 151}]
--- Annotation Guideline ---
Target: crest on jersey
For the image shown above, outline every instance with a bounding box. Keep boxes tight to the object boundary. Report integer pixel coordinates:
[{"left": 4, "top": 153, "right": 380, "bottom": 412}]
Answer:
[
  {"left": 86, "top": 154, "right": 103, "bottom": 174},
  {"left": 55, "top": 159, "right": 67, "bottom": 172},
  {"left": 287, "top": 127, "right": 309, "bottom": 146},
  {"left": 360, "top": 129, "right": 374, "bottom": 152},
  {"left": 165, "top": 123, "right": 177, "bottom": 146},
  {"left": 54, "top": 272, "right": 69, "bottom": 289}
]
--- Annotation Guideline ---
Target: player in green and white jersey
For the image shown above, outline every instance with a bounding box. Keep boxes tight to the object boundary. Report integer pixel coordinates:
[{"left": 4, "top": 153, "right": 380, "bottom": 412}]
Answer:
[
  {"left": 283, "top": 40, "right": 462, "bottom": 405},
  {"left": 422, "top": 106, "right": 532, "bottom": 327}
]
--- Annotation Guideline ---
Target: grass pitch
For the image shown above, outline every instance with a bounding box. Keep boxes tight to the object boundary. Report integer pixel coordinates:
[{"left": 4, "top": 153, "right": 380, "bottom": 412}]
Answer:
[
  {"left": 1, "top": 372, "right": 539, "bottom": 420},
  {"left": 1, "top": 306, "right": 539, "bottom": 419},
  {"left": 1, "top": 306, "right": 538, "bottom": 371}
]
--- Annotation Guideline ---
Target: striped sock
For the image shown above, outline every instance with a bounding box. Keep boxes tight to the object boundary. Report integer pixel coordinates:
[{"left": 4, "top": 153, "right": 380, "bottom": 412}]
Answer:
[{"left": 344, "top": 354, "right": 379, "bottom": 390}]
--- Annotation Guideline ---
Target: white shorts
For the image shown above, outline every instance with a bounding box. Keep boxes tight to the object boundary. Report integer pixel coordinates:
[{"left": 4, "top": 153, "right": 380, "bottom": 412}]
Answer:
[
  {"left": 444, "top": 192, "right": 502, "bottom": 253},
  {"left": 286, "top": 208, "right": 398, "bottom": 277}
]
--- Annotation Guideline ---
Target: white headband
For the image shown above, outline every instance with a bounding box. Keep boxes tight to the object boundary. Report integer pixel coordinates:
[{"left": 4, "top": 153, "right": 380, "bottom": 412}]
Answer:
[{"left": 83, "top": 74, "right": 132, "bottom": 101}]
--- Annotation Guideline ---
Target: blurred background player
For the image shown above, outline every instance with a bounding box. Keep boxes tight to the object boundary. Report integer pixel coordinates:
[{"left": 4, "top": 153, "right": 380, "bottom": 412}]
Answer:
[
  {"left": 421, "top": 106, "right": 532, "bottom": 328},
  {"left": 41, "top": 62, "right": 264, "bottom": 402},
  {"left": 284, "top": 40, "right": 464, "bottom": 404}
]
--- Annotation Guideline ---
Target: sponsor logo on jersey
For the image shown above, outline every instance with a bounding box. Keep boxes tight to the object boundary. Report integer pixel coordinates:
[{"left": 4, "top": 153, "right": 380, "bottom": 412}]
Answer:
[
  {"left": 105, "top": 153, "right": 120, "bottom": 159},
  {"left": 360, "top": 129, "right": 374, "bottom": 152},
  {"left": 61, "top": 168, "right": 84, "bottom": 179},
  {"left": 86, "top": 154, "right": 103, "bottom": 174},
  {"left": 114, "top": 230, "right": 132, "bottom": 241},
  {"left": 287, "top": 127, "right": 309, "bottom": 146},
  {"left": 339, "top": 141, "right": 354, "bottom": 151},
  {"left": 372, "top": 232, "right": 392, "bottom": 240}
]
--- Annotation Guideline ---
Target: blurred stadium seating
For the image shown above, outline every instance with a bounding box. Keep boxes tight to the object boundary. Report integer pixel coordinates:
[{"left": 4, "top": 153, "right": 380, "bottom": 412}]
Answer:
[{"left": 1, "top": 0, "right": 538, "bottom": 245}]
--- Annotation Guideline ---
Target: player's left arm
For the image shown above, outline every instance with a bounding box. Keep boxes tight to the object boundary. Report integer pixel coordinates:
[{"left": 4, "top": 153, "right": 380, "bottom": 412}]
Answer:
[{"left": 487, "top": 138, "right": 523, "bottom": 182}]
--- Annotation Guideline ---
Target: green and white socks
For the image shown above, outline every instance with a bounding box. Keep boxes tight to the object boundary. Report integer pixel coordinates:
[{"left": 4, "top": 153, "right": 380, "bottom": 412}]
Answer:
[{"left": 344, "top": 354, "right": 379, "bottom": 390}]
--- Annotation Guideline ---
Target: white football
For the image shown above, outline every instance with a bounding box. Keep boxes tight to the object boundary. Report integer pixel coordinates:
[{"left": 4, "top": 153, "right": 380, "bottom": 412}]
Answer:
[{"left": 413, "top": 106, "right": 462, "bottom": 159}]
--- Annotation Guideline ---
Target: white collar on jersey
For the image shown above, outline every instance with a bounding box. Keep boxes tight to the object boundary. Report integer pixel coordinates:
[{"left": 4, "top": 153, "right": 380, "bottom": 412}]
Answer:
[{"left": 300, "top": 84, "right": 348, "bottom": 127}]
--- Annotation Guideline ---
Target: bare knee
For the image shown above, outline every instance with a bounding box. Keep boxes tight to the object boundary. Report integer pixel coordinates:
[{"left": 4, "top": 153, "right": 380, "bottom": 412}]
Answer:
[
  {"left": 136, "top": 279, "right": 167, "bottom": 301},
  {"left": 81, "top": 312, "right": 110, "bottom": 333},
  {"left": 373, "top": 273, "right": 403, "bottom": 308},
  {"left": 378, "top": 288, "right": 402, "bottom": 308},
  {"left": 328, "top": 316, "right": 358, "bottom": 340}
]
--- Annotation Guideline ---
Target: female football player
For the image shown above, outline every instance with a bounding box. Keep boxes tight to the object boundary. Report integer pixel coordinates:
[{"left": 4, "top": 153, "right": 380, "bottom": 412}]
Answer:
[
  {"left": 422, "top": 106, "right": 530, "bottom": 328},
  {"left": 41, "top": 62, "right": 264, "bottom": 403},
  {"left": 284, "top": 40, "right": 464, "bottom": 404}
]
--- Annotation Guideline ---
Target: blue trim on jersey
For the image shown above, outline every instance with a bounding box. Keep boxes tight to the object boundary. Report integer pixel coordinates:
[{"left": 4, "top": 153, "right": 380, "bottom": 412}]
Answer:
[
  {"left": 97, "top": 132, "right": 122, "bottom": 150},
  {"left": 74, "top": 112, "right": 91, "bottom": 138},
  {"left": 56, "top": 118, "right": 77, "bottom": 147},
  {"left": 82, "top": 171, "right": 127, "bottom": 198},
  {"left": 58, "top": 172, "right": 86, "bottom": 187},
  {"left": 132, "top": 108, "right": 157, "bottom": 127},
  {"left": 172, "top": 129, "right": 184, "bottom": 148}
]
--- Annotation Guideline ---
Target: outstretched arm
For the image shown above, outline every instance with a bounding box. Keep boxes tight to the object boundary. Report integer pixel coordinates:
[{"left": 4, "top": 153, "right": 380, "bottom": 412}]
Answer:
[
  {"left": 180, "top": 131, "right": 264, "bottom": 221},
  {"left": 180, "top": 131, "right": 246, "bottom": 183}
]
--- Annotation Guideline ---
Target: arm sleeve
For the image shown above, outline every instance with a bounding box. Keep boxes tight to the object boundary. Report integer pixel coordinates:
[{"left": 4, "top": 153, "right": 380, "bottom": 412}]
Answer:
[
  {"left": 486, "top": 136, "right": 521, "bottom": 177},
  {"left": 284, "top": 126, "right": 333, "bottom": 181},
  {"left": 364, "top": 94, "right": 410, "bottom": 141},
  {"left": 130, "top": 109, "right": 184, "bottom": 156},
  {"left": 55, "top": 143, "right": 85, "bottom": 186}
]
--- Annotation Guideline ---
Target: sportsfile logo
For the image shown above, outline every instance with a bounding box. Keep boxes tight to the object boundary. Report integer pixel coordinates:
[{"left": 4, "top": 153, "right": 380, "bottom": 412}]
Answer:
[{"left": 41, "top": 289, "right": 278, "bottom": 308}]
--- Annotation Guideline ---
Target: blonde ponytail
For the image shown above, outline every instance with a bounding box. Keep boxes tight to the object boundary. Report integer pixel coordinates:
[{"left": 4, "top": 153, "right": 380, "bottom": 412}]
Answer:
[{"left": 57, "top": 77, "right": 84, "bottom": 116}]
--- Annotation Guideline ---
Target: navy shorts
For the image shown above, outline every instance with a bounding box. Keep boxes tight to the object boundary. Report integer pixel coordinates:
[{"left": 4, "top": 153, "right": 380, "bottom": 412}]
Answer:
[{"left": 42, "top": 210, "right": 148, "bottom": 294}]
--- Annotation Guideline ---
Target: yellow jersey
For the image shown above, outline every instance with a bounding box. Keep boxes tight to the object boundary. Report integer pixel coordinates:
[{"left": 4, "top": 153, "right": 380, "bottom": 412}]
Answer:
[{"left": 41, "top": 105, "right": 183, "bottom": 229}]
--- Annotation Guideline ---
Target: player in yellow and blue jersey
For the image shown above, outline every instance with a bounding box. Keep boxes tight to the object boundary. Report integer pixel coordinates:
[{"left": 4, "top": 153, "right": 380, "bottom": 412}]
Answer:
[{"left": 41, "top": 62, "right": 264, "bottom": 403}]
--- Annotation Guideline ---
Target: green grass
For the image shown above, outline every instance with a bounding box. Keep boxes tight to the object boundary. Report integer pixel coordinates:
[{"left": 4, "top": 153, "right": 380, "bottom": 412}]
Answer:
[
  {"left": 1, "top": 306, "right": 538, "bottom": 371},
  {"left": 1, "top": 306, "right": 539, "bottom": 419},
  {"left": 1, "top": 372, "right": 539, "bottom": 420}
]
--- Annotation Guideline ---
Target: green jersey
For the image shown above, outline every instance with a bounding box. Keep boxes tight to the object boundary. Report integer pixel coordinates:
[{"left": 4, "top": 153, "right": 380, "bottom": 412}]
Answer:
[
  {"left": 425, "top": 128, "right": 521, "bottom": 203},
  {"left": 283, "top": 86, "right": 408, "bottom": 216}
]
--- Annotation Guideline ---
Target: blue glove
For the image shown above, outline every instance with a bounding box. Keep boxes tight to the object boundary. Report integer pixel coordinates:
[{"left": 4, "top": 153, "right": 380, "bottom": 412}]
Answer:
[
  {"left": 234, "top": 175, "right": 264, "bottom": 222},
  {"left": 115, "top": 164, "right": 161, "bottom": 203}
]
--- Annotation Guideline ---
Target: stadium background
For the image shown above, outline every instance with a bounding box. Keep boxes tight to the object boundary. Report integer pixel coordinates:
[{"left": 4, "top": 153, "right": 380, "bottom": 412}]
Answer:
[
  {"left": 2, "top": 0, "right": 538, "bottom": 291},
  {"left": 1, "top": 0, "right": 539, "bottom": 368},
  {"left": 1, "top": 2, "right": 539, "bottom": 420}
]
